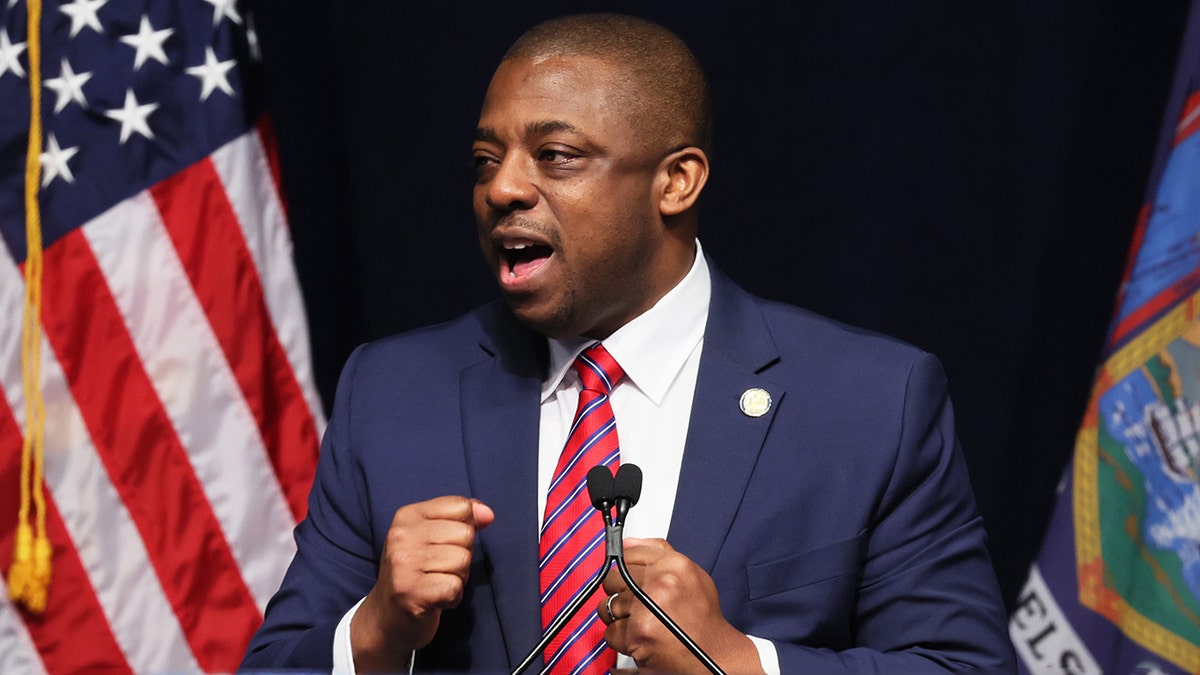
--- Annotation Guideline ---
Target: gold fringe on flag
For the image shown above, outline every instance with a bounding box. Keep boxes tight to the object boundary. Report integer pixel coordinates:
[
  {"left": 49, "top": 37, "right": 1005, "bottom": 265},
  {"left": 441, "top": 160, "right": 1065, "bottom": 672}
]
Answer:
[{"left": 9, "top": 0, "right": 52, "bottom": 614}]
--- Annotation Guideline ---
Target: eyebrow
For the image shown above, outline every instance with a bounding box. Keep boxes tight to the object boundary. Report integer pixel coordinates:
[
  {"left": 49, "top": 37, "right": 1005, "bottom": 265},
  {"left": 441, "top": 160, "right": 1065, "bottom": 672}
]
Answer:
[
  {"left": 475, "top": 120, "right": 586, "bottom": 143},
  {"left": 525, "top": 120, "right": 584, "bottom": 137}
]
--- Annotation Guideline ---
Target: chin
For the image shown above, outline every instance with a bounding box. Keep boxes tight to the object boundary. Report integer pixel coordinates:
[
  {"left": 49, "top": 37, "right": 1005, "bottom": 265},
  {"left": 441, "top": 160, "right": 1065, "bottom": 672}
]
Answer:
[{"left": 506, "top": 299, "right": 577, "bottom": 339}]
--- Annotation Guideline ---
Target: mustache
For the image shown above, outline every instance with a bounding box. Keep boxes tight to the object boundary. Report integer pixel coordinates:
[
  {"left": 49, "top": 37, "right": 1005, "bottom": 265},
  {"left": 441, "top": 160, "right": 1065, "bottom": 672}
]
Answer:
[{"left": 492, "top": 216, "right": 562, "bottom": 249}]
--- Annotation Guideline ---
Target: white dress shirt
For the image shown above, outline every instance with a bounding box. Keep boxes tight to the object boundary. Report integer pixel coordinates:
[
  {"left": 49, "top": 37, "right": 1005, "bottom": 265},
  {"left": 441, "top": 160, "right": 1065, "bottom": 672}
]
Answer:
[
  {"left": 334, "top": 242, "right": 778, "bottom": 674},
  {"left": 538, "top": 243, "right": 709, "bottom": 537}
]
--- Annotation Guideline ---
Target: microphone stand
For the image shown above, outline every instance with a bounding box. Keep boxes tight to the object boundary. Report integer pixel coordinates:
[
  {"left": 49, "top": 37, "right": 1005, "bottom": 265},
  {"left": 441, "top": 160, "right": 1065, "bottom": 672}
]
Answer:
[
  {"left": 606, "top": 499, "right": 725, "bottom": 675},
  {"left": 510, "top": 500, "right": 616, "bottom": 675},
  {"left": 511, "top": 486, "right": 725, "bottom": 675}
]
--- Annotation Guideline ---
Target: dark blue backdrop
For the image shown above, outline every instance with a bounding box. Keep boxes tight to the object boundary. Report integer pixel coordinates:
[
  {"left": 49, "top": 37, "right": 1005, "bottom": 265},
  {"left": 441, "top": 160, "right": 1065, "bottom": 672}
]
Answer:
[{"left": 252, "top": 0, "right": 1191, "bottom": 608}]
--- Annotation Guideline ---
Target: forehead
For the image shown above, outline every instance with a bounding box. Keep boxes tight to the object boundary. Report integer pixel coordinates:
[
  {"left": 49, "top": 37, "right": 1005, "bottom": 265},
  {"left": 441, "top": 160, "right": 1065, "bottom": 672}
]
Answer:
[{"left": 477, "top": 55, "right": 637, "bottom": 140}]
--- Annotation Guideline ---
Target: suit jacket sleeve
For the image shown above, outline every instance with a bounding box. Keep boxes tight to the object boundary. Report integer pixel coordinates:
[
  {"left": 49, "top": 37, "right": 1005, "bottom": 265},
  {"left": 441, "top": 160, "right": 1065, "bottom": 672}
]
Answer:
[
  {"left": 769, "top": 353, "right": 1014, "bottom": 672},
  {"left": 240, "top": 344, "right": 379, "bottom": 670}
]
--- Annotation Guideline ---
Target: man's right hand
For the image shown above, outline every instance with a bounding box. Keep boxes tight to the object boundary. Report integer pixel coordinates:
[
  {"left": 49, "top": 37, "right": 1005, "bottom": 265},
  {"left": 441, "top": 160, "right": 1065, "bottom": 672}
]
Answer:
[{"left": 350, "top": 495, "right": 495, "bottom": 673}]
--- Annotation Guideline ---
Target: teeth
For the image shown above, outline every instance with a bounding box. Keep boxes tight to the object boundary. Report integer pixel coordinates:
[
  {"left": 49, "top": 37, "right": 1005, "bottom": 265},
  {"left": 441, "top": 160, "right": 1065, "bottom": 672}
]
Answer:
[{"left": 504, "top": 243, "right": 528, "bottom": 250}]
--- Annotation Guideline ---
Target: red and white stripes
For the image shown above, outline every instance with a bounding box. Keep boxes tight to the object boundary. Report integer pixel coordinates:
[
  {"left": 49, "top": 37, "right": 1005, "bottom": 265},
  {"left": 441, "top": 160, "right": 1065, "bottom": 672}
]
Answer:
[{"left": 0, "top": 126, "right": 324, "bottom": 673}]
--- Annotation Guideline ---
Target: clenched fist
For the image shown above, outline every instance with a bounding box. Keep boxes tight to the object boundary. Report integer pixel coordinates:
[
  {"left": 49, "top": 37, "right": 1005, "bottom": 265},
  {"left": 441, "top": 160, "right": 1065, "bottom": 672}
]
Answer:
[
  {"left": 351, "top": 496, "right": 494, "bottom": 672},
  {"left": 600, "top": 538, "right": 763, "bottom": 675}
]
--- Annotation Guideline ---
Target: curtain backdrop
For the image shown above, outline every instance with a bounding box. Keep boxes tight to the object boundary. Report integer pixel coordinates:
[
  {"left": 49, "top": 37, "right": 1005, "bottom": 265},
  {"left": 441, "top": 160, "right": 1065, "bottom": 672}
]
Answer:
[{"left": 253, "top": 0, "right": 1192, "bottom": 608}]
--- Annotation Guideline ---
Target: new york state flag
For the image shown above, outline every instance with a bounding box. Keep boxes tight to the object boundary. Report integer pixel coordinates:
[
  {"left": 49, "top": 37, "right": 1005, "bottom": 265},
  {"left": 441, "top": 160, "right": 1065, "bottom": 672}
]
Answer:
[{"left": 1012, "top": 2, "right": 1200, "bottom": 673}]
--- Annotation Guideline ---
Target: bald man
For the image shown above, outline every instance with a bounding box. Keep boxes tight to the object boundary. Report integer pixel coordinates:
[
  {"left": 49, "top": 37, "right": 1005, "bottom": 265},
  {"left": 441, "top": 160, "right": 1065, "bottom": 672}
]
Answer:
[{"left": 242, "top": 14, "right": 1014, "bottom": 674}]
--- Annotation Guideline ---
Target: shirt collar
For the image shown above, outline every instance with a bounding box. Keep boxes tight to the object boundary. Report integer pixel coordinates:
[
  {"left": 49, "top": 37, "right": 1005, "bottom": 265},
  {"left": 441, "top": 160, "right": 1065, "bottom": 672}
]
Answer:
[{"left": 542, "top": 241, "right": 711, "bottom": 405}]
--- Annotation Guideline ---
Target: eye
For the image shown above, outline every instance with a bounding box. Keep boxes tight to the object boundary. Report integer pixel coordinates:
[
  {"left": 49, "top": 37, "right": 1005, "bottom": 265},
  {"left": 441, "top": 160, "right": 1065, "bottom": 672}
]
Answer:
[
  {"left": 538, "top": 147, "right": 580, "bottom": 164},
  {"left": 471, "top": 151, "right": 499, "bottom": 176},
  {"left": 472, "top": 149, "right": 494, "bottom": 165}
]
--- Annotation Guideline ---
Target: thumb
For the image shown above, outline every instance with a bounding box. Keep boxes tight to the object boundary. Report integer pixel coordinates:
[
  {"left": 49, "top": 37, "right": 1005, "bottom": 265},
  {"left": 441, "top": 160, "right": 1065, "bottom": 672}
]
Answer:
[
  {"left": 624, "top": 537, "right": 672, "bottom": 551},
  {"left": 470, "top": 500, "right": 495, "bottom": 530}
]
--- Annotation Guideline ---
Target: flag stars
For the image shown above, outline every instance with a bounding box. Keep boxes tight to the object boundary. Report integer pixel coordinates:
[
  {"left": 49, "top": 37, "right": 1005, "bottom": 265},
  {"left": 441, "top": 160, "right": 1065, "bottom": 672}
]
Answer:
[
  {"left": 186, "top": 47, "right": 236, "bottom": 101},
  {"left": 59, "top": 0, "right": 107, "bottom": 38},
  {"left": 119, "top": 15, "right": 174, "bottom": 71},
  {"left": 0, "top": 29, "right": 27, "bottom": 79},
  {"left": 104, "top": 89, "right": 159, "bottom": 143},
  {"left": 40, "top": 134, "right": 80, "bottom": 187},
  {"left": 45, "top": 59, "right": 93, "bottom": 113},
  {"left": 201, "top": 0, "right": 242, "bottom": 27}
]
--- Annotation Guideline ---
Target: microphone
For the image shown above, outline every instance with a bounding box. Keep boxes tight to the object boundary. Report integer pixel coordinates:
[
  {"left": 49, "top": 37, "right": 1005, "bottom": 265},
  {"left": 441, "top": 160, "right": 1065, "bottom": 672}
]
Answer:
[
  {"left": 612, "top": 463, "right": 641, "bottom": 507},
  {"left": 587, "top": 465, "right": 617, "bottom": 512},
  {"left": 611, "top": 464, "right": 641, "bottom": 528}
]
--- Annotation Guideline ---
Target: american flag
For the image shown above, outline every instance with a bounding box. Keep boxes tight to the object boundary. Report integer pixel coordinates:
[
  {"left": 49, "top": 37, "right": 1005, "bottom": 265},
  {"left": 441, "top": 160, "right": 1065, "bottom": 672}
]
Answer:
[{"left": 0, "top": 0, "right": 324, "bottom": 672}]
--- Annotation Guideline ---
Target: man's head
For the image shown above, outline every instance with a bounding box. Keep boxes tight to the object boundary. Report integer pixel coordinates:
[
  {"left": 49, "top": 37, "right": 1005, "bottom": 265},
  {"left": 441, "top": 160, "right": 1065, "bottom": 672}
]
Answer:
[
  {"left": 473, "top": 14, "right": 711, "bottom": 340},
  {"left": 504, "top": 14, "right": 712, "bottom": 158}
]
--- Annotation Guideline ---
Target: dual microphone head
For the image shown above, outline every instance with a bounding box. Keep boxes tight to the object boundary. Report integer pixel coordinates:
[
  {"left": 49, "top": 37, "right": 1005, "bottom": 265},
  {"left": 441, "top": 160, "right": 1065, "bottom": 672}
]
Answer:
[
  {"left": 586, "top": 463, "right": 642, "bottom": 517},
  {"left": 587, "top": 463, "right": 641, "bottom": 559}
]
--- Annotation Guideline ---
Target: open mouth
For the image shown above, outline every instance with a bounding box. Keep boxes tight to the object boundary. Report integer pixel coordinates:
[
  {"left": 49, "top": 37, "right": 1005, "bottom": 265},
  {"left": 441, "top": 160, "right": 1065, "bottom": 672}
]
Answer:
[{"left": 502, "top": 242, "right": 554, "bottom": 280}]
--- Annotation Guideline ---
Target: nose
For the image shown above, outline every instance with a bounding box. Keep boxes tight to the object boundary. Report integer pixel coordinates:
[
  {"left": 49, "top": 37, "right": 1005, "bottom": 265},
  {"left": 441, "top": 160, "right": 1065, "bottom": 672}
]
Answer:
[{"left": 484, "top": 155, "right": 538, "bottom": 212}]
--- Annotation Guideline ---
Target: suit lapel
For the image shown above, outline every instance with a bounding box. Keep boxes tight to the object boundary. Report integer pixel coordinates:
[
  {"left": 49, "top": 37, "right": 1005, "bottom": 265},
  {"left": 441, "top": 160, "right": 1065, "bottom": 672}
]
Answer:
[
  {"left": 669, "top": 268, "right": 784, "bottom": 573},
  {"left": 460, "top": 306, "right": 546, "bottom": 670}
]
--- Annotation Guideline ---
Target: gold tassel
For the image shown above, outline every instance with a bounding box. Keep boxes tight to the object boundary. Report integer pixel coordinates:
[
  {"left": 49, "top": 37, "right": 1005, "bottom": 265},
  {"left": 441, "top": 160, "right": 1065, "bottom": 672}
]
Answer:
[
  {"left": 8, "top": 526, "right": 52, "bottom": 614},
  {"left": 10, "top": 0, "right": 50, "bottom": 614},
  {"left": 7, "top": 523, "right": 36, "bottom": 610},
  {"left": 28, "top": 531, "right": 52, "bottom": 613},
  {"left": 8, "top": 525, "right": 51, "bottom": 614}
]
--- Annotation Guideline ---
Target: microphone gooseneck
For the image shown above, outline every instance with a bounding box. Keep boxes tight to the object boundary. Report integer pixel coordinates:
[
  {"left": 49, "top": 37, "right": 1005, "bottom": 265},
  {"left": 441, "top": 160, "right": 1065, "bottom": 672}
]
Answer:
[{"left": 612, "top": 554, "right": 723, "bottom": 674}]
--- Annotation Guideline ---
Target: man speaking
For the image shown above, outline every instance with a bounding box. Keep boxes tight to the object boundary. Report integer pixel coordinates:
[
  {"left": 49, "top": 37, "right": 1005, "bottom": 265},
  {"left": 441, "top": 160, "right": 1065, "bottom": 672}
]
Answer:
[{"left": 242, "top": 13, "right": 1015, "bottom": 674}]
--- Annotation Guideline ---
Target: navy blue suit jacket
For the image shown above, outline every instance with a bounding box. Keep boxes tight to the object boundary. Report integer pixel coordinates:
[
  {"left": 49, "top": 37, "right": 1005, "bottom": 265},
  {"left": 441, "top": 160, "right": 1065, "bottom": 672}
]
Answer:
[{"left": 242, "top": 267, "right": 1016, "bottom": 672}]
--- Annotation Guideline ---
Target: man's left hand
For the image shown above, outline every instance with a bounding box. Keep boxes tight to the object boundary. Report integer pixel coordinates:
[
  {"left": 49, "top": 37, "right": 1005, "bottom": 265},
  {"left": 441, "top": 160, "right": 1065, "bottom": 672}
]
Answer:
[{"left": 599, "top": 538, "right": 765, "bottom": 675}]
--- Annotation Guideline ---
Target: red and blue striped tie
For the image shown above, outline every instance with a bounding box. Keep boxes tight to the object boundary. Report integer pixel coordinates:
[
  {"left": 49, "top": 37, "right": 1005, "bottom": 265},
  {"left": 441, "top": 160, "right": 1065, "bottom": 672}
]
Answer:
[{"left": 540, "top": 343, "right": 623, "bottom": 675}]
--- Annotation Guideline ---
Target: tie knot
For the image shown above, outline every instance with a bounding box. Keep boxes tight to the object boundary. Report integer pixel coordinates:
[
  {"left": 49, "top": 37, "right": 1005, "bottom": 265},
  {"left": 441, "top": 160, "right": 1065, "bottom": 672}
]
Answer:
[{"left": 572, "top": 343, "right": 624, "bottom": 394}]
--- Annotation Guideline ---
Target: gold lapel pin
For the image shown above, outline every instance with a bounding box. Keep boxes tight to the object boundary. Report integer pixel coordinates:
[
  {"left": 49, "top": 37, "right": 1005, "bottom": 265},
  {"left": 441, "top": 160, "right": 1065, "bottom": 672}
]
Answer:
[{"left": 739, "top": 388, "right": 772, "bottom": 418}]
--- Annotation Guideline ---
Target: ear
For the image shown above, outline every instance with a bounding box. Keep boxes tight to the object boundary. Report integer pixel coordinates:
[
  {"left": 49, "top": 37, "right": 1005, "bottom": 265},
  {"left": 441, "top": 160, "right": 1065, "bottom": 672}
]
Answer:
[{"left": 656, "top": 146, "right": 709, "bottom": 218}]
